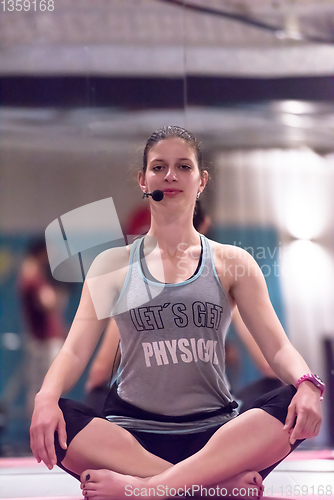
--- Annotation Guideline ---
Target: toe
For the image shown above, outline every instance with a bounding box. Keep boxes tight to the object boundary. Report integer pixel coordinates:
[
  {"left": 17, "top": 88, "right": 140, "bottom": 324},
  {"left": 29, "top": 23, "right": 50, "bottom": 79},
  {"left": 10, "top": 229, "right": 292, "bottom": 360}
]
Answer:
[{"left": 80, "top": 469, "right": 94, "bottom": 487}]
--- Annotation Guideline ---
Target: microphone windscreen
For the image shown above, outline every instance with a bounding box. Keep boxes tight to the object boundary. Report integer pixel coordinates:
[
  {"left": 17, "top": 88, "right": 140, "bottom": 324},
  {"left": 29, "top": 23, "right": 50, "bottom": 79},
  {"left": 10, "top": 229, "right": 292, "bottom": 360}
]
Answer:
[{"left": 152, "top": 190, "right": 164, "bottom": 202}]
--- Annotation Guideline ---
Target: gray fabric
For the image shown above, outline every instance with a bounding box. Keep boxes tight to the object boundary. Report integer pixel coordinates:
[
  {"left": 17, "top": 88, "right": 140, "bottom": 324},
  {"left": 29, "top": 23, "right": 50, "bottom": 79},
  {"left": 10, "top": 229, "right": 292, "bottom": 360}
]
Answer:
[
  {"left": 105, "top": 413, "right": 237, "bottom": 433},
  {"left": 111, "top": 235, "right": 235, "bottom": 429}
]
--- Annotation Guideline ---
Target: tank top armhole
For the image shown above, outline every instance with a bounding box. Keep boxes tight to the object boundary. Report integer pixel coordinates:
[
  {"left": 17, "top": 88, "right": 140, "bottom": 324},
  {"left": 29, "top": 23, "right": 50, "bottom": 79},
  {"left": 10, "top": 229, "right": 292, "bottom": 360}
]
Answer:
[
  {"left": 204, "top": 236, "right": 232, "bottom": 316},
  {"left": 111, "top": 238, "right": 142, "bottom": 316}
]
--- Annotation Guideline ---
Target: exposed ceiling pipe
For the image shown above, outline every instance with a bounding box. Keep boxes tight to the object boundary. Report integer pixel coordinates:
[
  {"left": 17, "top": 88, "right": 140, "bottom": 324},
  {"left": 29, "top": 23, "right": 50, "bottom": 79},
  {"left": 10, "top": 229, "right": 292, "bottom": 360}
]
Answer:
[{"left": 157, "top": 0, "right": 334, "bottom": 44}]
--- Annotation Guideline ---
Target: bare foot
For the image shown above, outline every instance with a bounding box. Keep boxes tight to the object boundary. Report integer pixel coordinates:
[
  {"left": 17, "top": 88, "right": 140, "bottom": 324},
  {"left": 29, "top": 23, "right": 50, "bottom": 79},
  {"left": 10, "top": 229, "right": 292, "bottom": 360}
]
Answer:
[
  {"left": 80, "top": 469, "right": 263, "bottom": 500},
  {"left": 80, "top": 469, "right": 139, "bottom": 500},
  {"left": 215, "top": 471, "right": 263, "bottom": 500}
]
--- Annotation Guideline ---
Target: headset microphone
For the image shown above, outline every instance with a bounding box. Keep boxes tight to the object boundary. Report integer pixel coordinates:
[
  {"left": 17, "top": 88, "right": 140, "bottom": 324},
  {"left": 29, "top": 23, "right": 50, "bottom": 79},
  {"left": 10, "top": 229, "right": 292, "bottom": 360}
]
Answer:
[{"left": 142, "top": 190, "right": 164, "bottom": 202}]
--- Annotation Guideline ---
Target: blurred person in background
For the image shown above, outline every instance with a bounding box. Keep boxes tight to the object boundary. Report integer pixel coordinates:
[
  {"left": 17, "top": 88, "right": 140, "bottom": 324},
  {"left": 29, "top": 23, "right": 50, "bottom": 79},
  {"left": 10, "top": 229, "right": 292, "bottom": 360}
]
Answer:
[{"left": 18, "top": 238, "right": 67, "bottom": 419}]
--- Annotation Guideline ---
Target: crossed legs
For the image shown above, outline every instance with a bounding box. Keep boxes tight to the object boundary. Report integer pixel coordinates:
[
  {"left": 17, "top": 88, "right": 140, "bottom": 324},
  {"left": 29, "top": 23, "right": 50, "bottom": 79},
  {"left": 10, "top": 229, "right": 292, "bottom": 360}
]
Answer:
[
  {"left": 61, "top": 417, "right": 171, "bottom": 478},
  {"left": 60, "top": 408, "right": 293, "bottom": 499}
]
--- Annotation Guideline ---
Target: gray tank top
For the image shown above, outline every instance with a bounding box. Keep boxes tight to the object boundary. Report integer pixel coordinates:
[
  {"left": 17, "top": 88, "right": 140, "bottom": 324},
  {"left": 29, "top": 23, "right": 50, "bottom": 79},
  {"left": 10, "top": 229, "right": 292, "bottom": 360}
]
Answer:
[{"left": 109, "top": 235, "right": 237, "bottom": 432}]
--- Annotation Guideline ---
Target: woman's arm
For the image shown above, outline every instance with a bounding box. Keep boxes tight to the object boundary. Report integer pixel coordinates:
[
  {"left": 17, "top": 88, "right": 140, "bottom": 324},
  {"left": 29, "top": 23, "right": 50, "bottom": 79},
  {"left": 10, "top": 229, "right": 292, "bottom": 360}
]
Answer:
[
  {"left": 36, "top": 282, "right": 108, "bottom": 399},
  {"left": 231, "top": 308, "right": 276, "bottom": 378},
  {"left": 30, "top": 245, "right": 128, "bottom": 469},
  {"left": 215, "top": 244, "right": 322, "bottom": 443},
  {"left": 30, "top": 281, "right": 108, "bottom": 469},
  {"left": 212, "top": 243, "right": 310, "bottom": 383}
]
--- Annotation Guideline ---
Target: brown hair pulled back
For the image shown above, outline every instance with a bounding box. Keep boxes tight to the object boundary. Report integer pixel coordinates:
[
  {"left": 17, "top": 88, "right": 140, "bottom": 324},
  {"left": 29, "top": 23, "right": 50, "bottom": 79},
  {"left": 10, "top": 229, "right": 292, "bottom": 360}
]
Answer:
[{"left": 142, "top": 126, "right": 204, "bottom": 174}]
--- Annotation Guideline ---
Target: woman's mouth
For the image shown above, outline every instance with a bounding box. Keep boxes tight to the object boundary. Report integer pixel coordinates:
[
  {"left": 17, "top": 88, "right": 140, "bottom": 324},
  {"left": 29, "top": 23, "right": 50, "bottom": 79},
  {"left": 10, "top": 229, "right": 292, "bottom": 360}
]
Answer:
[{"left": 163, "top": 189, "right": 182, "bottom": 196}]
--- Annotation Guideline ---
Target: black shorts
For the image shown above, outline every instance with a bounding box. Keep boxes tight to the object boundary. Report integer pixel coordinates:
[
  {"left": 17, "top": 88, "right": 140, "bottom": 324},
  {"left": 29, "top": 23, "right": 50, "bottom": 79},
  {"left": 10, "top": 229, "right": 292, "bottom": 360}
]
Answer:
[{"left": 55, "top": 384, "right": 300, "bottom": 480}]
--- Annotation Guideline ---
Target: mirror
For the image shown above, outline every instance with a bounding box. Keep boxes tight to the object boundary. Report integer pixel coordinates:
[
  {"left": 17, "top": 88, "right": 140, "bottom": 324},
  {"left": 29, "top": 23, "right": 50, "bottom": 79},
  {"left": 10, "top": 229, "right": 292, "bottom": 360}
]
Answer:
[{"left": 1, "top": 0, "right": 334, "bottom": 457}]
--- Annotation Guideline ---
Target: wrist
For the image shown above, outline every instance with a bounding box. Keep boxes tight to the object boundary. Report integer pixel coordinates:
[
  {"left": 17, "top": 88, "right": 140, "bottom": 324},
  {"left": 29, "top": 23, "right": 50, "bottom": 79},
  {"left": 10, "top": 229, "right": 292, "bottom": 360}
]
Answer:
[
  {"left": 35, "top": 390, "right": 59, "bottom": 405},
  {"left": 296, "top": 373, "right": 325, "bottom": 400}
]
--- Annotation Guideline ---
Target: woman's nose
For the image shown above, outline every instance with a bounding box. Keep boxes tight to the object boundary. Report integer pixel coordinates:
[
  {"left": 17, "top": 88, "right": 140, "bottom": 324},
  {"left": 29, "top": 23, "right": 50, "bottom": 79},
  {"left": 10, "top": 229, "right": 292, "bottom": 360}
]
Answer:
[{"left": 164, "top": 167, "right": 177, "bottom": 181}]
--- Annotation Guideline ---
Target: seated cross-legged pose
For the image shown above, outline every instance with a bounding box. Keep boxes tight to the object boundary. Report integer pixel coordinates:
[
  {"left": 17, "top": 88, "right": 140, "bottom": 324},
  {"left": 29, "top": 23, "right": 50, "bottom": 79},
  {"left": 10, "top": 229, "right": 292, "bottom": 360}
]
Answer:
[{"left": 30, "top": 126, "right": 324, "bottom": 500}]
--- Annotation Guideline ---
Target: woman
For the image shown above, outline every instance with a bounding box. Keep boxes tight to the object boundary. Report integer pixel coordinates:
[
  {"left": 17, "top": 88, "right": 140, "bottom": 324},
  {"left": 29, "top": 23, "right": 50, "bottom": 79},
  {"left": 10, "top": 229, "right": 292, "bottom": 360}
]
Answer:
[{"left": 30, "top": 126, "right": 323, "bottom": 500}]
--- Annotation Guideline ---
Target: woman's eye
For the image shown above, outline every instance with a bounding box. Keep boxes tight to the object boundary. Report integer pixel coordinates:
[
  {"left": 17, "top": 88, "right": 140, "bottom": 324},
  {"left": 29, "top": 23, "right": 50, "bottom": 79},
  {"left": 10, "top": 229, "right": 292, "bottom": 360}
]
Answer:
[
  {"left": 152, "top": 165, "right": 163, "bottom": 171},
  {"left": 180, "top": 165, "right": 191, "bottom": 170}
]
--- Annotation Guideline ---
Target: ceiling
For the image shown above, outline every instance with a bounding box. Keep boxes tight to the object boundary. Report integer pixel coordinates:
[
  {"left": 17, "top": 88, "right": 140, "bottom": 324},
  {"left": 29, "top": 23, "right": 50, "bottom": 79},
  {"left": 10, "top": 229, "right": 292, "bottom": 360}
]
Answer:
[
  {"left": 1, "top": 0, "right": 334, "bottom": 76},
  {"left": 1, "top": 102, "right": 334, "bottom": 155},
  {"left": 0, "top": 0, "right": 334, "bottom": 152}
]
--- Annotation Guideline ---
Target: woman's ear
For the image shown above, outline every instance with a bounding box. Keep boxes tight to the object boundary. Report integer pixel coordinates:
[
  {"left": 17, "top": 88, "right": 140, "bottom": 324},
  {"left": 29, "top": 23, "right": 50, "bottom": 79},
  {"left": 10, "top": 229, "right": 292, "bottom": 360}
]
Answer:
[
  {"left": 138, "top": 171, "right": 147, "bottom": 194},
  {"left": 199, "top": 170, "right": 209, "bottom": 194}
]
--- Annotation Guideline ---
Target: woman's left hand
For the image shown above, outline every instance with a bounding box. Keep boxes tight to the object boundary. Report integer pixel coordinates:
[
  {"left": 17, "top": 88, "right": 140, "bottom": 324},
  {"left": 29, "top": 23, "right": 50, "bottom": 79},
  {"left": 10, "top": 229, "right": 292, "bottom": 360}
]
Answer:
[{"left": 283, "top": 381, "right": 322, "bottom": 444}]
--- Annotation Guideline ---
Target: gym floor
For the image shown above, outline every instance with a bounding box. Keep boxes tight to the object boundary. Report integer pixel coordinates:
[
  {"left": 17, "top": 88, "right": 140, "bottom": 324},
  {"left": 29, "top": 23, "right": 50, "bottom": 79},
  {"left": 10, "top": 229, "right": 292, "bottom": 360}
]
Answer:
[{"left": 1, "top": 449, "right": 333, "bottom": 500}]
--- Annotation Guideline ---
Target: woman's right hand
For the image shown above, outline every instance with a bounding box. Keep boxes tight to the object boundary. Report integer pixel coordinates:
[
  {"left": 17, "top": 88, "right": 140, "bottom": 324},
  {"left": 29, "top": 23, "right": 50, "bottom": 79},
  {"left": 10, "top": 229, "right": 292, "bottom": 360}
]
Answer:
[{"left": 30, "top": 393, "right": 67, "bottom": 470}]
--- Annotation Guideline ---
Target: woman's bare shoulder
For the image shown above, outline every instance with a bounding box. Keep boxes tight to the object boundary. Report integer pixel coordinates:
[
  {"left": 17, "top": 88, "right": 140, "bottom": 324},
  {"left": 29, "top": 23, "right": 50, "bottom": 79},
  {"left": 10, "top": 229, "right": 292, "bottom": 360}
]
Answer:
[
  {"left": 83, "top": 244, "right": 134, "bottom": 321},
  {"left": 86, "top": 244, "right": 132, "bottom": 280},
  {"left": 206, "top": 238, "right": 252, "bottom": 263}
]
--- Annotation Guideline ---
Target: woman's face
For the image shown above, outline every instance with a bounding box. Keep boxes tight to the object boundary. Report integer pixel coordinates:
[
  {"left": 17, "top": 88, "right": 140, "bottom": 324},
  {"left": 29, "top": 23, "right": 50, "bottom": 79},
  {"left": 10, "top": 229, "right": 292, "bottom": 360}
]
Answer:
[{"left": 139, "top": 137, "right": 208, "bottom": 205}]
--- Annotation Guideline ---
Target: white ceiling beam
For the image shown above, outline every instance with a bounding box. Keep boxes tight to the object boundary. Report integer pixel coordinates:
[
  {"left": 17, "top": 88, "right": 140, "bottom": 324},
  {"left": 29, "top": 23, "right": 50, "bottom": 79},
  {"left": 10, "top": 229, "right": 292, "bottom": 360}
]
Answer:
[{"left": 1, "top": 43, "right": 334, "bottom": 77}]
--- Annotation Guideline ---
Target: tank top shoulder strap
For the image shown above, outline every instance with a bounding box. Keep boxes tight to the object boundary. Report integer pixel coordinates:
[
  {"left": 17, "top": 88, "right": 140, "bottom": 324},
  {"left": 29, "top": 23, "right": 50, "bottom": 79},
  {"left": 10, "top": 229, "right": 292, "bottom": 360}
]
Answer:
[
  {"left": 111, "top": 237, "right": 144, "bottom": 315},
  {"left": 129, "top": 236, "right": 144, "bottom": 266},
  {"left": 200, "top": 234, "right": 214, "bottom": 268},
  {"left": 201, "top": 235, "right": 224, "bottom": 285}
]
